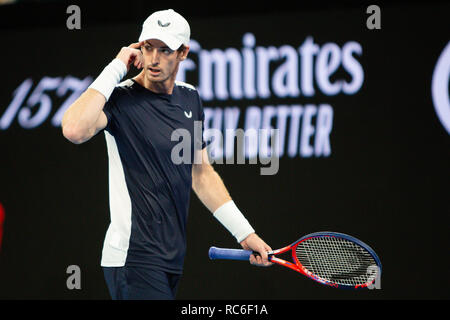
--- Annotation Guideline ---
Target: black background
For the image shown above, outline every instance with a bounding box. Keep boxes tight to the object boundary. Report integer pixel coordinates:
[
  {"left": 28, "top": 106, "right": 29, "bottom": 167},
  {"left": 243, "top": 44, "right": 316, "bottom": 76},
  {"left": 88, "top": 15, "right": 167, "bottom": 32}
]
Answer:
[{"left": 0, "top": 0, "right": 449, "bottom": 300}]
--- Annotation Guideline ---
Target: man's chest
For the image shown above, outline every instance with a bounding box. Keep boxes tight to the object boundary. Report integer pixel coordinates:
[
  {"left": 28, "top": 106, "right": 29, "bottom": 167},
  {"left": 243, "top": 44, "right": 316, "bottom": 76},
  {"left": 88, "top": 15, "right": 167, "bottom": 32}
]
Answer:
[{"left": 116, "top": 99, "right": 198, "bottom": 155}]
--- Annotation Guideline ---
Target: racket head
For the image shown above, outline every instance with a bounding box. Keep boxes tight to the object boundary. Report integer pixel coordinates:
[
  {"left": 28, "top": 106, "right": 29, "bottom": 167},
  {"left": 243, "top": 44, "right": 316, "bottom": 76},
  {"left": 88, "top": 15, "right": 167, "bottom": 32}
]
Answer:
[{"left": 289, "top": 232, "right": 382, "bottom": 289}]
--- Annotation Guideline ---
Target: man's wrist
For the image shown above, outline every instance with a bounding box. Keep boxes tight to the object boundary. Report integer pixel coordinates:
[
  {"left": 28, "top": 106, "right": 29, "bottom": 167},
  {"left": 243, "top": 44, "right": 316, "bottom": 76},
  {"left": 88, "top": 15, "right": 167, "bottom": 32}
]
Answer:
[
  {"left": 213, "top": 200, "right": 255, "bottom": 243},
  {"left": 239, "top": 232, "right": 256, "bottom": 246},
  {"left": 88, "top": 58, "right": 127, "bottom": 101}
]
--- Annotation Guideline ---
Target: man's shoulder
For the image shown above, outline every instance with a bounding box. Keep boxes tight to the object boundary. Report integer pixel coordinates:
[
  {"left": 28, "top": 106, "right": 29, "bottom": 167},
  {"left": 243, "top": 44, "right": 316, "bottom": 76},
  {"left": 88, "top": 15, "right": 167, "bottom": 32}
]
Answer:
[
  {"left": 110, "top": 79, "right": 135, "bottom": 95},
  {"left": 117, "top": 79, "right": 135, "bottom": 88},
  {"left": 174, "top": 81, "right": 200, "bottom": 107},
  {"left": 108, "top": 79, "right": 136, "bottom": 103},
  {"left": 175, "top": 80, "right": 197, "bottom": 92}
]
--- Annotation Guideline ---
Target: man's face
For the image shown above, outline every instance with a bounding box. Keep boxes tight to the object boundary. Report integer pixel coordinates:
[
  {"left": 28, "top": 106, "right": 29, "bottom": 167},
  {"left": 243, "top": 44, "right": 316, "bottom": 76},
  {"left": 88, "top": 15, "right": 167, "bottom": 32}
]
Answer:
[{"left": 141, "top": 39, "right": 189, "bottom": 83}]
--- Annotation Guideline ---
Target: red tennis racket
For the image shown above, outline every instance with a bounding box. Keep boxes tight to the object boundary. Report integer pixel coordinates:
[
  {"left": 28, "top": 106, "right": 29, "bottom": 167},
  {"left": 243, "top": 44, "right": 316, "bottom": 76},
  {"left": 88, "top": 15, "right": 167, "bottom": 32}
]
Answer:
[{"left": 209, "top": 231, "right": 382, "bottom": 289}]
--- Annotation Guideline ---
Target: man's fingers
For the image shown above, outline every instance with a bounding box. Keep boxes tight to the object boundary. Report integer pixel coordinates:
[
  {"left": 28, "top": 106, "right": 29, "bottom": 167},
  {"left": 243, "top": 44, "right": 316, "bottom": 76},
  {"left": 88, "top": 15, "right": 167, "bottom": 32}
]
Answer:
[
  {"left": 256, "top": 255, "right": 262, "bottom": 264},
  {"left": 250, "top": 254, "right": 263, "bottom": 265},
  {"left": 261, "top": 253, "right": 272, "bottom": 266},
  {"left": 126, "top": 49, "right": 144, "bottom": 69},
  {"left": 264, "top": 246, "right": 273, "bottom": 262},
  {"left": 241, "top": 234, "right": 273, "bottom": 266},
  {"left": 262, "top": 249, "right": 269, "bottom": 261},
  {"left": 249, "top": 250, "right": 273, "bottom": 267},
  {"left": 254, "top": 246, "right": 269, "bottom": 263},
  {"left": 129, "top": 41, "right": 144, "bottom": 49}
]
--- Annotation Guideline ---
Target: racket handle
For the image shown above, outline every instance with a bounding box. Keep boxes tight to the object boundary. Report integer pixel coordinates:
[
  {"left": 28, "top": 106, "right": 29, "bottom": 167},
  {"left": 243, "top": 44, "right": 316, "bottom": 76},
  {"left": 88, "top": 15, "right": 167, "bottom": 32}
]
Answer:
[{"left": 208, "top": 247, "right": 253, "bottom": 261}]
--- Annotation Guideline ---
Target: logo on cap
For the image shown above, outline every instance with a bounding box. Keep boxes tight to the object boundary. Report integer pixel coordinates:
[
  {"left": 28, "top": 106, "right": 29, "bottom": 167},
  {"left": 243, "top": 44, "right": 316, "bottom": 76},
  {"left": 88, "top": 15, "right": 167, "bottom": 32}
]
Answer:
[{"left": 158, "top": 20, "right": 170, "bottom": 27}]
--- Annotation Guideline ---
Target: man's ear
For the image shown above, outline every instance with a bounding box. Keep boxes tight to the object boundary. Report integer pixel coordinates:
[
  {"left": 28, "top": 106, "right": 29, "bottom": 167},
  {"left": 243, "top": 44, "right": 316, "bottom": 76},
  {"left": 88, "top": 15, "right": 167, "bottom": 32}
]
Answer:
[{"left": 178, "top": 45, "right": 190, "bottom": 61}]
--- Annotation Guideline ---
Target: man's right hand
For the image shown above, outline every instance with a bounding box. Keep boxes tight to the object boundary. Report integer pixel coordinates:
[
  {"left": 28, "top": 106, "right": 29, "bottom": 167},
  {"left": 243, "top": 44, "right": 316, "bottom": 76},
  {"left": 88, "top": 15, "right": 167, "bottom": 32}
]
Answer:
[
  {"left": 63, "top": 43, "right": 145, "bottom": 144},
  {"left": 116, "top": 42, "right": 145, "bottom": 71}
]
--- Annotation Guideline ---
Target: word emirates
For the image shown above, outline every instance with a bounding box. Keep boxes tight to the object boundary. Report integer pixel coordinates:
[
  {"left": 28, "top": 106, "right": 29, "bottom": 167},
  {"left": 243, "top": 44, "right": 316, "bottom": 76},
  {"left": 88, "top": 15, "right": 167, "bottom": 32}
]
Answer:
[{"left": 178, "top": 33, "right": 364, "bottom": 159}]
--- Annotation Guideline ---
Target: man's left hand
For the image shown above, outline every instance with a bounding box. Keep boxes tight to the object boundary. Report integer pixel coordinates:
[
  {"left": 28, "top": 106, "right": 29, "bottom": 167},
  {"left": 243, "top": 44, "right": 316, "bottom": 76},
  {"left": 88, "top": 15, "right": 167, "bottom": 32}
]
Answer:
[{"left": 240, "top": 233, "right": 273, "bottom": 267}]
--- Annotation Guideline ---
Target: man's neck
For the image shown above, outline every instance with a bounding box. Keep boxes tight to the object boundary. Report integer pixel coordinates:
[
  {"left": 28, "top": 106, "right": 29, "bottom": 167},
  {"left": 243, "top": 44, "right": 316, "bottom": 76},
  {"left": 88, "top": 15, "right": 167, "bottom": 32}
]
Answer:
[{"left": 134, "top": 71, "right": 176, "bottom": 95}]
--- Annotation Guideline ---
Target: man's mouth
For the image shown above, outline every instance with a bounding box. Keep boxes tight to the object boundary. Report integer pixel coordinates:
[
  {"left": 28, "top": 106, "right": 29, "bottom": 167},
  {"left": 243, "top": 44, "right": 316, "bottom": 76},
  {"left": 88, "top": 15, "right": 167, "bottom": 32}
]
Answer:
[{"left": 148, "top": 67, "right": 161, "bottom": 75}]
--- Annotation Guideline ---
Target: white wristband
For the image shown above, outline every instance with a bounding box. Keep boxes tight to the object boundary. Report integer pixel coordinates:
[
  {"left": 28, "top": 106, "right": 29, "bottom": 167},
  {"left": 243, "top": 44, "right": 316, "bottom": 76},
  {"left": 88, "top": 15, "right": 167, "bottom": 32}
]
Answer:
[
  {"left": 88, "top": 58, "right": 127, "bottom": 101},
  {"left": 213, "top": 200, "right": 255, "bottom": 243}
]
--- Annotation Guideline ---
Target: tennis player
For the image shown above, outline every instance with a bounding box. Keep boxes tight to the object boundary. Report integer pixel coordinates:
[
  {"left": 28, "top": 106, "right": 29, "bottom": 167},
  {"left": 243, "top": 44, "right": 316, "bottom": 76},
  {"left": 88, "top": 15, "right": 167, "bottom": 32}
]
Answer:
[{"left": 62, "top": 9, "right": 272, "bottom": 300}]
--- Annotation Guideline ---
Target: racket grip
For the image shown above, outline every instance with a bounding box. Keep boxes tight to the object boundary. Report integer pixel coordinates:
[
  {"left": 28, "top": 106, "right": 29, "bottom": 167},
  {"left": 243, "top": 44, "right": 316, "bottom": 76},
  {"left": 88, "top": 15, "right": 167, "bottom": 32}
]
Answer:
[{"left": 208, "top": 247, "right": 253, "bottom": 261}]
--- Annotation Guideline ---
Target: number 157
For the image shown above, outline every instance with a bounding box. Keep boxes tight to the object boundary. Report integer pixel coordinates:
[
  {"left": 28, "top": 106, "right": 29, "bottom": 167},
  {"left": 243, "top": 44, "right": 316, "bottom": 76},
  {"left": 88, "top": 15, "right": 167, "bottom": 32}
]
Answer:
[{"left": 0, "top": 76, "right": 92, "bottom": 130}]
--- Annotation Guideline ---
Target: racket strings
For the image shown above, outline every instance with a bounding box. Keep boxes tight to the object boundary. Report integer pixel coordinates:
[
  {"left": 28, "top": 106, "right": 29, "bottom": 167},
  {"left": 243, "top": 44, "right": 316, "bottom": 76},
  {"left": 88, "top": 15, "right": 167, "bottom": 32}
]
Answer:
[{"left": 296, "top": 236, "right": 378, "bottom": 286}]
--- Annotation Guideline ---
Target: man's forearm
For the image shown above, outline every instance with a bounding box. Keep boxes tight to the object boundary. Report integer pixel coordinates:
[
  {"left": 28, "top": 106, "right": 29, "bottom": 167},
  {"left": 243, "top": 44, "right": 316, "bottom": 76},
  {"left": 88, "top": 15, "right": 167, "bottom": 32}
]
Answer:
[
  {"left": 62, "top": 88, "right": 106, "bottom": 142},
  {"left": 192, "top": 164, "right": 255, "bottom": 243},
  {"left": 192, "top": 165, "right": 232, "bottom": 213},
  {"left": 62, "top": 58, "right": 128, "bottom": 144}
]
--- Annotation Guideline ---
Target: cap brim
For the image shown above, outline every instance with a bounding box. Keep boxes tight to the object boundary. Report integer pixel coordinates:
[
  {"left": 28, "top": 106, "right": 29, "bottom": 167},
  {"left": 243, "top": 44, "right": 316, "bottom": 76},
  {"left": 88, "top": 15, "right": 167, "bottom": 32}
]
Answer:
[{"left": 138, "top": 30, "right": 182, "bottom": 51}]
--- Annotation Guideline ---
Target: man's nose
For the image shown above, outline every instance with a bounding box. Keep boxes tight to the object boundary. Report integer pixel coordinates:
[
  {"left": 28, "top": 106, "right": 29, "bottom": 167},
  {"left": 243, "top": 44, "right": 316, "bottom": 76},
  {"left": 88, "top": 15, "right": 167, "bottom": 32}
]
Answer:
[{"left": 149, "top": 49, "right": 160, "bottom": 66}]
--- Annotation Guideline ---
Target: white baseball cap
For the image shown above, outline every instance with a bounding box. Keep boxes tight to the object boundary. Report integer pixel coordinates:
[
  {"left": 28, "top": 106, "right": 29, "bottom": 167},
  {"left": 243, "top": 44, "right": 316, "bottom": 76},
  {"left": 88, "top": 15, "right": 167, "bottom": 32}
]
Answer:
[{"left": 138, "top": 9, "right": 190, "bottom": 51}]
